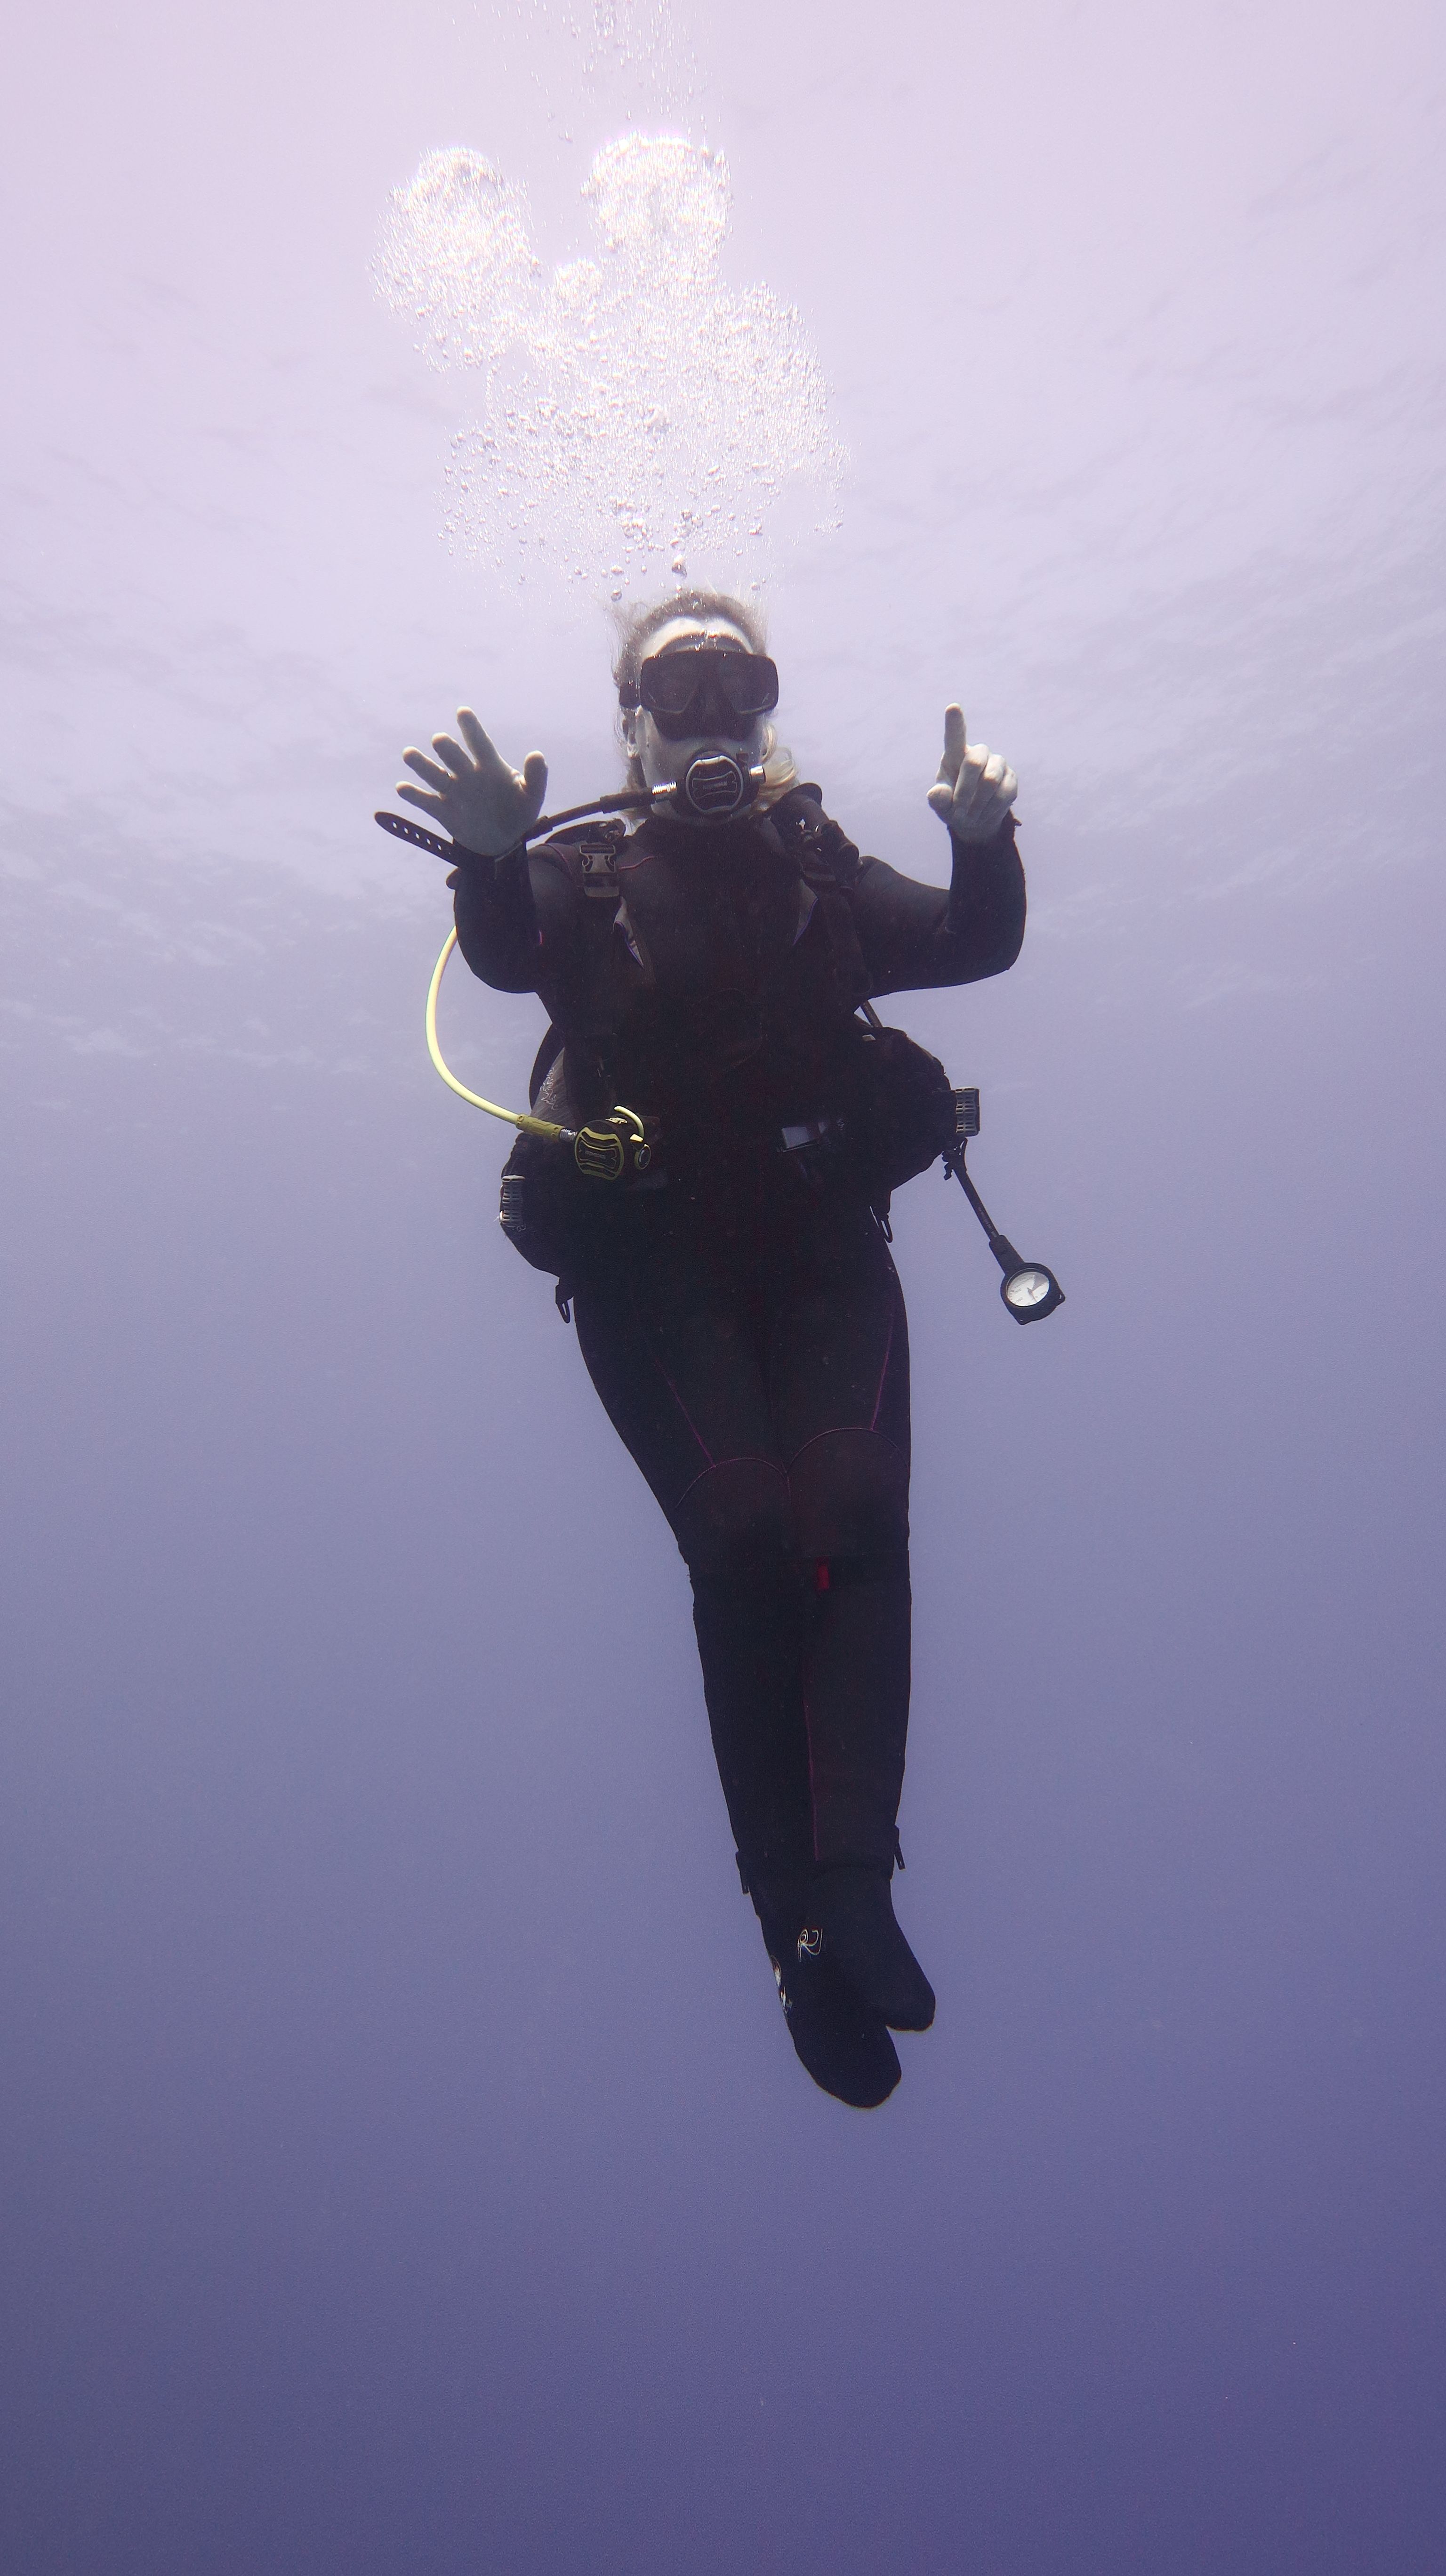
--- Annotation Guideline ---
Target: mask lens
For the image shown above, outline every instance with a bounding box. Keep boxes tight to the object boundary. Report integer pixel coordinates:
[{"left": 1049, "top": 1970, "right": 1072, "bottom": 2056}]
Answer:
[
  {"left": 722, "top": 653, "right": 779, "bottom": 716},
  {"left": 641, "top": 654, "right": 708, "bottom": 719},
  {"left": 638, "top": 649, "right": 779, "bottom": 727}
]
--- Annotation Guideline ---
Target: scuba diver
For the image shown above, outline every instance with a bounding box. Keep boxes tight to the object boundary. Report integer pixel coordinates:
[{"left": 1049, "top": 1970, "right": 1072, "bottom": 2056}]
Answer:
[{"left": 394, "top": 592, "right": 1023, "bottom": 2108}]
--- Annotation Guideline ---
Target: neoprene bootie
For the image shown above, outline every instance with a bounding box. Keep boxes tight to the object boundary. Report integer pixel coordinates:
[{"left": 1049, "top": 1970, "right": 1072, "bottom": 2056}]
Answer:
[
  {"left": 800, "top": 1865, "right": 936, "bottom": 2031},
  {"left": 754, "top": 1887, "right": 900, "bottom": 2109}
]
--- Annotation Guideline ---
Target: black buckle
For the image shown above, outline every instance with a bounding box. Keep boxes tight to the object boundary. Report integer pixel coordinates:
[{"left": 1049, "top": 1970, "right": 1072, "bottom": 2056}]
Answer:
[{"left": 578, "top": 821, "right": 625, "bottom": 899}]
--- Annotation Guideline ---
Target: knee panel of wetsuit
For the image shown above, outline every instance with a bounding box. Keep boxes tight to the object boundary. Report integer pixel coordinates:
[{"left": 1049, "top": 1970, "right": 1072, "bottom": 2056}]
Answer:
[
  {"left": 671, "top": 1455, "right": 793, "bottom": 1586},
  {"left": 788, "top": 1427, "right": 910, "bottom": 1567}
]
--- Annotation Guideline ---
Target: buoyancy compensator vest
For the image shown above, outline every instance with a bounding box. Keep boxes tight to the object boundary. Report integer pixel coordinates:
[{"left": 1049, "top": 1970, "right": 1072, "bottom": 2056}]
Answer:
[
  {"left": 373, "top": 787, "right": 1064, "bottom": 1325},
  {"left": 495, "top": 790, "right": 957, "bottom": 1283}
]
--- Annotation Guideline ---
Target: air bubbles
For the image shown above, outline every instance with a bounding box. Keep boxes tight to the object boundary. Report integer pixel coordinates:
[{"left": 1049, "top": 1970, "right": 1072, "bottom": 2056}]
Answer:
[
  {"left": 547, "top": 0, "right": 699, "bottom": 121},
  {"left": 374, "top": 149, "right": 537, "bottom": 374},
  {"left": 375, "top": 132, "right": 846, "bottom": 599}
]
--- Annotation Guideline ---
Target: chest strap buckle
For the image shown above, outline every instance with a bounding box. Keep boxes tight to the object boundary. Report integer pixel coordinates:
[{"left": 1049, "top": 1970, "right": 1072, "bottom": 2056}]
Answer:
[{"left": 578, "top": 825, "right": 625, "bottom": 898}]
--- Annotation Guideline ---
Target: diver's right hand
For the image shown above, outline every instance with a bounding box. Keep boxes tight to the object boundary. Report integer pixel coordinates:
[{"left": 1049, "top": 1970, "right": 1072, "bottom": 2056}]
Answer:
[
  {"left": 397, "top": 711, "right": 547, "bottom": 857},
  {"left": 927, "top": 705, "right": 1018, "bottom": 843}
]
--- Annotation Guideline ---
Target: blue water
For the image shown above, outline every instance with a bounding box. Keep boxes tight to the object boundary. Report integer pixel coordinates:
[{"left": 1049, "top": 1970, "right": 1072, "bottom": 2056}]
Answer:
[{"left": 2, "top": 2, "right": 1443, "bottom": 2568}]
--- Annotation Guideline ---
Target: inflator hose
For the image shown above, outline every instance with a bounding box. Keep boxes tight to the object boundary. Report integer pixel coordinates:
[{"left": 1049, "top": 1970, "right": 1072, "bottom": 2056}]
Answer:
[{"left": 425, "top": 928, "right": 568, "bottom": 1142}]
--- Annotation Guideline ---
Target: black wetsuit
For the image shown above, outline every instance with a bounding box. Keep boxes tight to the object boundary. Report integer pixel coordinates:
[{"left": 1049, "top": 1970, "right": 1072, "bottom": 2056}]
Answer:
[{"left": 453, "top": 787, "right": 1025, "bottom": 1913}]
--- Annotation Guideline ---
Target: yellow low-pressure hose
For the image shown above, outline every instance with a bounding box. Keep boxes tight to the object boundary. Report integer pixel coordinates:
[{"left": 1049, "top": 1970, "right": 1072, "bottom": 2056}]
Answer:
[{"left": 425, "top": 928, "right": 568, "bottom": 1142}]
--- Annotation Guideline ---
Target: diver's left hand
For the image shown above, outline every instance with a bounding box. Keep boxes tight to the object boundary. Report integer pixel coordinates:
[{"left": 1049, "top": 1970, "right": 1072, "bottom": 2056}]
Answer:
[{"left": 927, "top": 705, "right": 1018, "bottom": 842}]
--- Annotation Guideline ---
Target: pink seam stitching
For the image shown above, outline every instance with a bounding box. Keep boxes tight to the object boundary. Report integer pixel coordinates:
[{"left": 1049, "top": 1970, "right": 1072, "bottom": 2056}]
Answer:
[
  {"left": 630, "top": 1274, "right": 715, "bottom": 1467},
  {"left": 650, "top": 1354, "right": 715, "bottom": 1465},
  {"left": 672, "top": 1453, "right": 788, "bottom": 1515},
  {"left": 868, "top": 1291, "right": 898, "bottom": 1433},
  {"left": 784, "top": 1423, "right": 909, "bottom": 1474}
]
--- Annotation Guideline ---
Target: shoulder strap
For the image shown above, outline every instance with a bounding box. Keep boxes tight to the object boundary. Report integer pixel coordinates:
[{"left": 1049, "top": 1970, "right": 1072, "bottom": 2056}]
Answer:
[
  {"left": 768, "top": 784, "right": 863, "bottom": 892},
  {"left": 765, "top": 786, "right": 868, "bottom": 1010},
  {"left": 527, "top": 1022, "right": 564, "bottom": 1108},
  {"left": 534, "top": 819, "right": 630, "bottom": 1117},
  {"left": 534, "top": 815, "right": 628, "bottom": 905}
]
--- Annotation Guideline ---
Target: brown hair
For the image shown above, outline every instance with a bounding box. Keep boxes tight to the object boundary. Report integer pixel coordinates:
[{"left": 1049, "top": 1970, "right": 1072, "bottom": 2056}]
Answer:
[{"left": 610, "top": 587, "right": 768, "bottom": 702}]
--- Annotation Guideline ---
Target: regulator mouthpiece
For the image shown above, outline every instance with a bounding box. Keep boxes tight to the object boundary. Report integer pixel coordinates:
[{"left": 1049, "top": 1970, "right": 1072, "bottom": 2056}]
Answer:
[{"left": 656, "top": 754, "right": 767, "bottom": 821}]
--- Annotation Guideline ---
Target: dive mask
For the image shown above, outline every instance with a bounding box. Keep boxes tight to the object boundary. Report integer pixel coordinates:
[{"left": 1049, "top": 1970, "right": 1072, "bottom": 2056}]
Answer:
[{"left": 621, "top": 644, "right": 780, "bottom": 742}]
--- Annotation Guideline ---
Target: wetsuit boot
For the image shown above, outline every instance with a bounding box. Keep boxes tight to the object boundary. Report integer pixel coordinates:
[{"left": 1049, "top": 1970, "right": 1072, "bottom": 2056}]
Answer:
[
  {"left": 750, "top": 1875, "right": 901, "bottom": 2109},
  {"left": 681, "top": 1516, "right": 897, "bottom": 2105},
  {"left": 792, "top": 1511, "right": 936, "bottom": 2031},
  {"left": 677, "top": 1460, "right": 920, "bottom": 2094},
  {"left": 799, "top": 1862, "right": 935, "bottom": 2031}
]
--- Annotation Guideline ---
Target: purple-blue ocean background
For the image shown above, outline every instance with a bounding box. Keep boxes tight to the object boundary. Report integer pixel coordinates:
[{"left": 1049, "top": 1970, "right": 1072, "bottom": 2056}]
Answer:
[{"left": 3, "top": 3, "right": 1443, "bottom": 2568}]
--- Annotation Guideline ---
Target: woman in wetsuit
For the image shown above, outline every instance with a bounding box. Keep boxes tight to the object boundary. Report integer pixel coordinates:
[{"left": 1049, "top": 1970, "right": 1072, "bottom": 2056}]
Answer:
[{"left": 397, "top": 592, "right": 1023, "bottom": 2107}]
